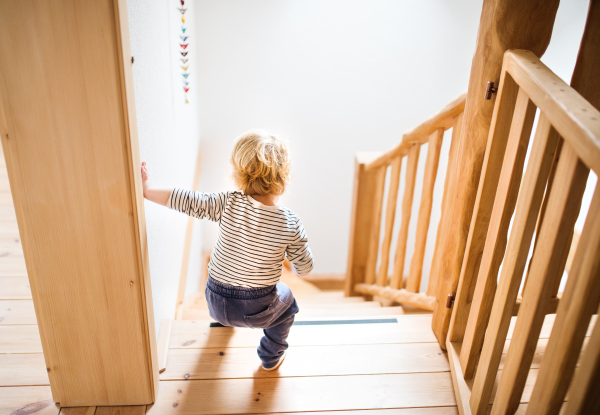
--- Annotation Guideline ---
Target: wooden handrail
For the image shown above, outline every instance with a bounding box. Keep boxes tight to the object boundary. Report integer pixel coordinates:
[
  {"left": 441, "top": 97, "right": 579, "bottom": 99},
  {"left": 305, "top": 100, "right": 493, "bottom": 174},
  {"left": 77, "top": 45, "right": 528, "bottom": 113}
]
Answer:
[
  {"left": 365, "top": 91, "right": 466, "bottom": 171},
  {"left": 346, "top": 92, "right": 466, "bottom": 312}
]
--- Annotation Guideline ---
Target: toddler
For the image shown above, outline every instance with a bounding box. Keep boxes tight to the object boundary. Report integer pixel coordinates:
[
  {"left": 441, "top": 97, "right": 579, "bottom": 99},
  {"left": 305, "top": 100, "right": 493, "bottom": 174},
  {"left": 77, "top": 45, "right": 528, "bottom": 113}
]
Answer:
[{"left": 141, "top": 130, "right": 314, "bottom": 370}]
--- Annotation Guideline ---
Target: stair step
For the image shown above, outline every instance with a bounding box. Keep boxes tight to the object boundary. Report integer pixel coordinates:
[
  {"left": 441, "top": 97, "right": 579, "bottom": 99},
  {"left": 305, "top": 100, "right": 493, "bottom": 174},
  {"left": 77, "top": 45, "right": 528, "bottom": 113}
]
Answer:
[
  {"left": 161, "top": 342, "right": 449, "bottom": 381},
  {"left": 182, "top": 306, "right": 408, "bottom": 321},
  {"left": 170, "top": 315, "right": 437, "bottom": 349}
]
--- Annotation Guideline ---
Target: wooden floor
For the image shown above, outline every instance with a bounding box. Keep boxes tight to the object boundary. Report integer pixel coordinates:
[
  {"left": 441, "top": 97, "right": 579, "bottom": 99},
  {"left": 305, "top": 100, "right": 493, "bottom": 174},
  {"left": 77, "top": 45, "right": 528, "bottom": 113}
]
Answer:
[{"left": 2, "top": 143, "right": 567, "bottom": 415}]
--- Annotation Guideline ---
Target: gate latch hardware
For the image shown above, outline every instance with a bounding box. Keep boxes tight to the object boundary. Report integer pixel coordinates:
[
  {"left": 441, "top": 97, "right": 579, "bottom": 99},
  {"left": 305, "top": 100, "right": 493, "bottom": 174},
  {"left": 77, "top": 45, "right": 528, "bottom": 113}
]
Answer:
[
  {"left": 484, "top": 81, "right": 498, "bottom": 100},
  {"left": 446, "top": 294, "right": 455, "bottom": 309}
]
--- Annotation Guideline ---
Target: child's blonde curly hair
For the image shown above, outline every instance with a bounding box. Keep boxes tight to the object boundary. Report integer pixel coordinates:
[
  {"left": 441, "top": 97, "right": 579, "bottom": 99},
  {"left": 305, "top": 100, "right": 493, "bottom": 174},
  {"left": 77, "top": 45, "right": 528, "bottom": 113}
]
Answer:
[{"left": 231, "top": 130, "right": 291, "bottom": 196}]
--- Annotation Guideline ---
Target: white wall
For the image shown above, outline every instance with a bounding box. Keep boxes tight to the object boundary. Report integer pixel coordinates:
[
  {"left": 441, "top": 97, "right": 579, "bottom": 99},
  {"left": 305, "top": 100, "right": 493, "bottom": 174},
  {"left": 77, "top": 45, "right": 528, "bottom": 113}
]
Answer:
[
  {"left": 191, "top": 0, "right": 593, "bottom": 285},
  {"left": 127, "top": 0, "right": 202, "bottom": 336}
]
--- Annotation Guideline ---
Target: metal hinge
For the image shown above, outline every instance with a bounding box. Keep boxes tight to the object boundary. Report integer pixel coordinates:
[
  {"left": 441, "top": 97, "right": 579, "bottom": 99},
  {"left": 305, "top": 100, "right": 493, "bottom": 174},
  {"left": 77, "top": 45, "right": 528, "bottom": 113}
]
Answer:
[
  {"left": 446, "top": 294, "right": 455, "bottom": 309},
  {"left": 484, "top": 81, "right": 498, "bottom": 100}
]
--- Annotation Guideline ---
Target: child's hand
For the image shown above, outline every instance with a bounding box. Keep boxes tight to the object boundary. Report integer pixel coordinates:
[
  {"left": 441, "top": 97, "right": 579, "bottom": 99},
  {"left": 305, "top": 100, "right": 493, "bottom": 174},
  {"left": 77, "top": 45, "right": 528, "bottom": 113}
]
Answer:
[{"left": 141, "top": 162, "right": 149, "bottom": 184}]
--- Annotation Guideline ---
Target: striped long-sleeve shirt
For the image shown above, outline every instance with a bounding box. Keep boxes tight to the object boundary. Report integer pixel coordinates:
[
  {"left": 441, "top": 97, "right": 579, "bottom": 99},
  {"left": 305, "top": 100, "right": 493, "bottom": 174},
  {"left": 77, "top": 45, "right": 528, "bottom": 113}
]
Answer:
[{"left": 167, "top": 189, "right": 314, "bottom": 287}]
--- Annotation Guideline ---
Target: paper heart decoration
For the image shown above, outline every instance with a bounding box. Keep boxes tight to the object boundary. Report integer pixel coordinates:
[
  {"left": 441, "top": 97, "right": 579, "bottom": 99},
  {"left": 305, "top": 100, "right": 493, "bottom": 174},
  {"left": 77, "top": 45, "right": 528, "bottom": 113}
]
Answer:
[
  {"left": 182, "top": 26, "right": 187, "bottom": 33},
  {"left": 178, "top": 7, "right": 186, "bottom": 14},
  {"left": 180, "top": 51, "right": 188, "bottom": 57},
  {"left": 181, "top": 65, "right": 189, "bottom": 71},
  {"left": 182, "top": 73, "right": 189, "bottom": 78},
  {"left": 184, "top": 87, "right": 190, "bottom": 93},
  {"left": 180, "top": 35, "right": 188, "bottom": 42},
  {"left": 180, "top": 58, "right": 188, "bottom": 63},
  {"left": 180, "top": 44, "right": 188, "bottom": 50}
]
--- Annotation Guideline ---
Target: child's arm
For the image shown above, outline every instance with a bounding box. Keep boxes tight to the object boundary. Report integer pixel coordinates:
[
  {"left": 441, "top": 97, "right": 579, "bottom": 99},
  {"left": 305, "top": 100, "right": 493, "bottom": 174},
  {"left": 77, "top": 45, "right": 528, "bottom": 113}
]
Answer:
[
  {"left": 286, "top": 218, "right": 314, "bottom": 276},
  {"left": 141, "top": 162, "right": 173, "bottom": 207}
]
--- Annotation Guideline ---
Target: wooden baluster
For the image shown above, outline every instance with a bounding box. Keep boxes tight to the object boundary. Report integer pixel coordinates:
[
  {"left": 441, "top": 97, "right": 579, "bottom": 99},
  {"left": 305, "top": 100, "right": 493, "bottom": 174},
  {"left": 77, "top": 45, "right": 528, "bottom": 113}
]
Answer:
[
  {"left": 390, "top": 145, "right": 420, "bottom": 289},
  {"left": 468, "top": 114, "right": 560, "bottom": 414},
  {"left": 345, "top": 152, "right": 384, "bottom": 296},
  {"left": 406, "top": 129, "right": 444, "bottom": 293},
  {"left": 490, "top": 143, "right": 589, "bottom": 415},
  {"left": 364, "top": 165, "right": 387, "bottom": 285},
  {"left": 527, "top": 185, "right": 600, "bottom": 414},
  {"left": 444, "top": 71, "right": 520, "bottom": 346},
  {"left": 459, "top": 87, "right": 537, "bottom": 378},
  {"left": 564, "top": 304, "right": 600, "bottom": 414},
  {"left": 376, "top": 156, "right": 402, "bottom": 287},
  {"left": 427, "top": 113, "right": 462, "bottom": 296}
]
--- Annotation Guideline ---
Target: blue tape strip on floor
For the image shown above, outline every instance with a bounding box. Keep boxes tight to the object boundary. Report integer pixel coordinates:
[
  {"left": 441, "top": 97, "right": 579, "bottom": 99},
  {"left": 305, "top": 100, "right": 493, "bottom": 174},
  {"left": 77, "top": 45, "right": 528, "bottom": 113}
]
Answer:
[{"left": 208, "top": 318, "right": 398, "bottom": 327}]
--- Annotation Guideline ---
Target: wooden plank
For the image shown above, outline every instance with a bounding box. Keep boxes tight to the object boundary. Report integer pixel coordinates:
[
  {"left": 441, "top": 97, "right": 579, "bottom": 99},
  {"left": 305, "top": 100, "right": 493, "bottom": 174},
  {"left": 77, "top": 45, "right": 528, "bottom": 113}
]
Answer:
[
  {"left": 505, "top": 51, "right": 600, "bottom": 174},
  {"left": 0, "top": 276, "right": 32, "bottom": 299},
  {"left": 0, "top": 386, "right": 58, "bottom": 415},
  {"left": 526, "top": 186, "right": 600, "bottom": 413},
  {"left": 427, "top": 113, "right": 463, "bottom": 297},
  {"left": 345, "top": 152, "right": 384, "bottom": 296},
  {"left": 365, "top": 91, "right": 467, "bottom": 171},
  {"left": 406, "top": 129, "right": 444, "bottom": 293},
  {"left": 355, "top": 283, "right": 435, "bottom": 310},
  {"left": 0, "top": 353, "right": 49, "bottom": 386},
  {"left": 157, "top": 319, "right": 172, "bottom": 374},
  {"left": 445, "top": 71, "right": 521, "bottom": 346},
  {"left": 161, "top": 342, "right": 449, "bottom": 381},
  {"left": 170, "top": 315, "right": 438, "bottom": 349},
  {"left": 458, "top": 88, "right": 537, "bottom": 377},
  {"left": 467, "top": 115, "right": 561, "bottom": 414},
  {"left": 176, "top": 144, "right": 202, "bottom": 308},
  {"left": 60, "top": 408, "right": 97, "bottom": 415},
  {"left": 0, "top": 325, "right": 43, "bottom": 353},
  {"left": 96, "top": 407, "right": 145, "bottom": 415},
  {"left": 0, "top": 299, "right": 37, "bottom": 325},
  {"left": 431, "top": 0, "right": 559, "bottom": 350},
  {"left": 376, "top": 156, "right": 402, "bottom": 286},
  {"left": 183, "top": 306, "right": 409, "bottom": 320},
  {"left": 146, "top": 373, "right": 457, "bottom": 414},
  {"left": 490, "top": 143, "right": 589, "bottom": 414},
  {"left": 390, "top": 145, "right": 420, "bottom": 289},
  {"left": 564, "top": 306, "right": 600, "bottom": 414},
  {"left": 365, "top": 166, "right": 387, "bottom": 285},
  {"left": 0, "top": 0, "right": 158, "bottom": 405},
  {"left": 276, "top": 410, "right": 458, "bottom": 415}
]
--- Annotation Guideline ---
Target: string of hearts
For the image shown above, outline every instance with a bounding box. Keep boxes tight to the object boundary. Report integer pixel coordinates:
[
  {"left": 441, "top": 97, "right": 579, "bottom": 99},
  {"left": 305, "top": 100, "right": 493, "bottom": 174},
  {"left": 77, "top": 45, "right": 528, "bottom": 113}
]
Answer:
[{"left": 179, "top": 0, "right": 189, "bottom": 103}]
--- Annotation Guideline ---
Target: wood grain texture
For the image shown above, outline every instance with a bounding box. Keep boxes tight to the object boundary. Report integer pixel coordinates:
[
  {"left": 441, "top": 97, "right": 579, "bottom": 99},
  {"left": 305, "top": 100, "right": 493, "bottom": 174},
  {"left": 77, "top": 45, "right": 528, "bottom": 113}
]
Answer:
[
  {"left": 354, "top": 284, "right": 435, "bottom": 310},
  {"left": 365, "top": 166, "right": 387, "bottom": 285},
  {"left": 0, "top": 325, "right": 43, "bottom": 353},
  {"left": 157, "top": 319, "right": 172, "bottom": 374},
  {"left": 0, "top": 276, "right": 32, "bottom": 299},
  {"left": 161, "top": 343, "right": 449, "bottom": 380},
  {"left": 468, "top": 114, "right": 560, "bottom": 414},
  {"left": 406, "top": 129, "right": 443, "bottom": 293},
  {"left": 390, "top": 145, "right": 420, "bottom": 289},
  {"left": 431, "top": 0, "right": 560, "bottom": 349},
  {"left": 491, "top": 144, "right": 589, "bottom": 415},
  {"left": 170, "top": 316, "right": 438, "bottom": 349},
  {"left": 345, "top": 152, "right": 384, "bottom": 296},
  {"left": 458, "top": 88, "right": 537, "bottom": 378},
  {"left": 445, "top": 71, "right": 520, "bottom": 346},
  {"left": 60, "top": 408, "right": 96, "bottom": 415},
  {"left": 0, "top": 0, "right": 157, "bottom": 405},
  {"left": 0, "top": 386, "right": 58, "bottom": 415},
  {"left": 0, "top": 353, "right": 49, "bottom": 386},
  {"left": 176, "top": 144, "right": 202, "bottom": 308},
  {"left": 146, "top": 373, "right": 457, "bottom": 414},
  {"left": 376, "top": 157, "right": 402, "bottom": 286},
  {"left": 427, "top": 113, "right": 463, "bottom": 297},
  {"left": 96, "top": 407, "right": 145, "bottom": 415},
  {"left": 525, "top": 186, "right": 600, "bottom": 413},
  {"left": 0, "top": 299, "right": 37, "bottom": 325}
]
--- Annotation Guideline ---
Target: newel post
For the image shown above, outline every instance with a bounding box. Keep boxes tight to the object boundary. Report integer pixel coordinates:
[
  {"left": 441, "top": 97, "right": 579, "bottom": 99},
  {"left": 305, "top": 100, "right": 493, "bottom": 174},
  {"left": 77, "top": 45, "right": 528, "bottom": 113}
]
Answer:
[{"left": 345, "top": 152, "right": 384, "bottom": 297}]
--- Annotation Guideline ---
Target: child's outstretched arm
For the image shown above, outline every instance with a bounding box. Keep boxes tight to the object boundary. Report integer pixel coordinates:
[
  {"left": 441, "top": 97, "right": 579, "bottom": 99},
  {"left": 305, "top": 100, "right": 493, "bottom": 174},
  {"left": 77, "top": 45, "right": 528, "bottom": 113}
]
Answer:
[{"left": 141, "top": 162, "right": 173, "bottom": 207}]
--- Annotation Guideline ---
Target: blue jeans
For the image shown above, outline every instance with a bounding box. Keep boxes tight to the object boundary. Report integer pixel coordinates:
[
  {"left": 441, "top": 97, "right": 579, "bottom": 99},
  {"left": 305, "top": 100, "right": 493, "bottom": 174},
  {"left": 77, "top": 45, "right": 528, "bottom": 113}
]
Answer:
[{"left": 205, "top": 276, "right": 299, "bottom": 368}]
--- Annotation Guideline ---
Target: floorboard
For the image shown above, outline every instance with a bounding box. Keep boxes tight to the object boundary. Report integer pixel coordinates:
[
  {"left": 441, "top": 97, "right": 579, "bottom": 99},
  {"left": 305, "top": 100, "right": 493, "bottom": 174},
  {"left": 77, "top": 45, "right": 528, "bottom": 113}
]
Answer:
[
  {"left": 60, "top": 408, "right": 97, "bottom": 415},
  {"left": 146, "top": 373, "right": 457, "bottom": 415},
  {"left": 170, "top": 316, "right": 438, "bottom": 349},
  {"left": 0, "top": 325, "right": 43, "bottom": 353},
  {"left": 161, "top": 342, "right": 449, "bottom": 380},
  {"left": 275, "top": 410, "right": 458, "bottom": 415},
  {"left": 0, "top": 299, "right": 37, "bottom": 325},
  {"left": 0, "top": 386, "right": 58, "bottom": 415},
  {"left": 0, "top": 353, "right": 49, "bottom": 386},
  {"left": 0, "top": 276, "right": 32, "bottom": 299}
]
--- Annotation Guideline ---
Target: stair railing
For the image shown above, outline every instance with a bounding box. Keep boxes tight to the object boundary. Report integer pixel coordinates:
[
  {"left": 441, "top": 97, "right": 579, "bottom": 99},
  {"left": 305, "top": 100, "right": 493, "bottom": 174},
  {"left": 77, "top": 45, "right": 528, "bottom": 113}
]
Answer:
[
  {"left": 345, "top": 90, "right": 466, "bottom": 310},
  {"left": 447, "top": 50, "right": 600, "bottom": 414}
]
